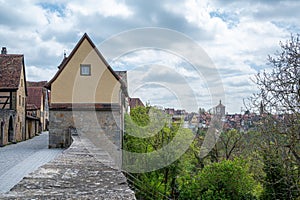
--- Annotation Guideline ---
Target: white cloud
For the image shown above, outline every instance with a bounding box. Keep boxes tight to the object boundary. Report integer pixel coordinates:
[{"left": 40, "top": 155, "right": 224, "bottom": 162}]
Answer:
[
  {"left": 26, "top": 65, "right": 57, "bottom": 81},
  {"left": 111, "top": 49, "right": 182, "bottom": 68},
  {"left": 0, "top": 1, "right": 48, "bottom": 28},
  {"left": 66, "top": 0, "right": 133, "bottom": 18}
]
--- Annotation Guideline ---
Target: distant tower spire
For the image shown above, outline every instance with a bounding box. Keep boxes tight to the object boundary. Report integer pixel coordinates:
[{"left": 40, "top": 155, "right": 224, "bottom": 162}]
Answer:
[{"left": 260, "top": 101, "right": 264, "bottom": 115}]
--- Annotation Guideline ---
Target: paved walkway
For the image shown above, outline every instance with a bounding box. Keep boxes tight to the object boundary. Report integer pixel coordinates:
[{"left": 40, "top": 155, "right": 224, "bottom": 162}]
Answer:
[
  {"left": 0, "top": 135, "right": 136, "bottom": 199},
  {"left": 0, "top": 132, "right": 63, "bottom": 193}
]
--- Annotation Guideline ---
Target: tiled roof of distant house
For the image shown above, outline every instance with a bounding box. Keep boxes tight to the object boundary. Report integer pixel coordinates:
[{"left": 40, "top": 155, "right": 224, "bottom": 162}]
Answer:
[
  {"left": 129, "top": 98, "right": 144, "bottom": 108},
  {"left": 27, "top": 103, "right": 39, "bottom": 111},
  {"left": 0, "top": 54, "right": 24, "bottom": 90},
  {"left": 165, "top": 108, "right": 175, "bottom": 115},
  {"left": 27, "top": 81, "right": 47, "bottom": 87},
  {"left": 27, "top": 87, "right": 44, "bottom": 109}
]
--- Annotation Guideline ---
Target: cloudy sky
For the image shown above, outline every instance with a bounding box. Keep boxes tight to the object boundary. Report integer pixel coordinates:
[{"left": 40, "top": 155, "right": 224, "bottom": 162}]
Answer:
[{"left": 1, "top": 0, "right": 299, "bottom": 113}]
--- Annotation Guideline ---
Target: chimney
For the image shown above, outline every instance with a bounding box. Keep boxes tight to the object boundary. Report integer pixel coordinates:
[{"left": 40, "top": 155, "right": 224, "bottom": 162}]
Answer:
[{"left": 1, "top": 47, "right": 7, "bottom": 54}]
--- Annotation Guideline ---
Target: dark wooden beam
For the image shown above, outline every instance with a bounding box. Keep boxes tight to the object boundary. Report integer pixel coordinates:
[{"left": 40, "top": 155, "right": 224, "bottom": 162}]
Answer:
[
  {"left": 10, "top": 91, "right": 12, "bottom": 109},
  {"left": 0, "top": 95, "right": 10, "bottom": 109}
]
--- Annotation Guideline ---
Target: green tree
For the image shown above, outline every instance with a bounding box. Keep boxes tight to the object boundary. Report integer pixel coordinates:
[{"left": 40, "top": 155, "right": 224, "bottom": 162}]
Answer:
[
  {"left": 179, "top": 159, "right": 258, "bottom": 200},
  {"left": 261, "top": 148, "right": 292, "bottom": 200},
  {"left": 124, "top": 106, "right": 194, "bottom": 199},
  {"left": 129, "top": 106, "right": 150, "bottom": 126},
  {"left": 248, "top": 34, "right": 300, "bottom": 199}
]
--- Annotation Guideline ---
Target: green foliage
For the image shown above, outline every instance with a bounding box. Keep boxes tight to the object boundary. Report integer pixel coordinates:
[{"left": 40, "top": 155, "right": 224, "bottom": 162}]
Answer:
[
  {"left": 252, "top": 115, "right": 300, "bottom": 199},
  {"left": 179, "top": 159, "right": 258, "bottom": 200},
  {"left": 260, "top": 148, "right": 299, "bottom": 200},
  {"left": 249, "top": 34, "right": 300, "bottom": 199},
  {"left": 124, "top": 106, "right": 193, "bottom": 199},
  {"left": 218, "top": 129, "right": 243, "bottom": 160},
  {"left": 125, "top": 106, "right": 299, "bottom": 199},
  {"left": 129, "top": 106, "right": 150, "bottom": 127}
]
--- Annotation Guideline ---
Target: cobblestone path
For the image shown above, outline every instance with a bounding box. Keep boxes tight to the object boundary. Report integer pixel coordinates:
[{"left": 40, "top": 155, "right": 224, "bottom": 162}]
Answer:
[{"left": 0, "top": 132, "right": 63, "bottom": 193}]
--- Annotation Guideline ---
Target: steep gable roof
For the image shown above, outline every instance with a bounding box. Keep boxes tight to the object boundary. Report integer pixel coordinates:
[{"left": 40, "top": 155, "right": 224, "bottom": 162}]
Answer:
[
  {"left": 27, "top": 87, "right": 44, "bottom": 109},
  {"left": 0, "top": 54, "right": 27, "bottom": 94},
  {"left": 27, "top": 81, "right": 47, "bottom": 87},
  {"left": 45, "top": 33, "right": 126, "bottom": 93}
]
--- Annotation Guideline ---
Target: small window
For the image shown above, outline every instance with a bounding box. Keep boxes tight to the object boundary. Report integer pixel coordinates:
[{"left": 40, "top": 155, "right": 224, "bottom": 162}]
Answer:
[
  {"left": 80, "top": 64, "right": 91, "bottom": 76},
  {"left": 19, "top": 95, "right": 21, "bottom": 106}
]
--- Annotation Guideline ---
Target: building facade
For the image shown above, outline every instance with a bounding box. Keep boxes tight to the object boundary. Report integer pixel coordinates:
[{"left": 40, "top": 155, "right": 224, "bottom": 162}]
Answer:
[
  {"left": 214, "top": 100, "right": 226, "bottom": 117},
  {"left": 26, "top": 81, "right": 49, "bottom": 134},
  {"left": 0, "top": 47, "right": 27, "bottom": 146}
]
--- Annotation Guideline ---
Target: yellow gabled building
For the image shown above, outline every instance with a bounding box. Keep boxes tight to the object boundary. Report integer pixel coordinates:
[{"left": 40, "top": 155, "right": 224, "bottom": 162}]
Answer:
[{"left": 45, "top": 34, "right": 128, "bottom": 153}]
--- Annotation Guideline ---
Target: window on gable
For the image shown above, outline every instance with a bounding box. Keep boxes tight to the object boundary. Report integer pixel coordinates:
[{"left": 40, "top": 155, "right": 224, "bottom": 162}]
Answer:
[{"left": 80, "top": 64, "right": 91, "bottom": 76}]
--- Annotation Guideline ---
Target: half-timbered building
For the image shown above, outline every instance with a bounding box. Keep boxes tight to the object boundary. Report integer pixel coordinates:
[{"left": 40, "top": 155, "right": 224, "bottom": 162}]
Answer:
[{"left": 0, "top": 47, "right": 27, "bottom": 146}]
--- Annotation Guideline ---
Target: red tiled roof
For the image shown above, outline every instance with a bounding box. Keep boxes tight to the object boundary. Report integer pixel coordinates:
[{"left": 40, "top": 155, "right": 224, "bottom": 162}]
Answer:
[
  {"left": 0, "top": 54, "right": 24, "bottom": 90},
  {"left": 27, "top": 103, "right": 38, "bottom": 110},
  {"left": 129, "top": 98, "right": 144, "bottom": 108},
  {"left": 27, "top": 87, "right": 43, "bottom": 109}
]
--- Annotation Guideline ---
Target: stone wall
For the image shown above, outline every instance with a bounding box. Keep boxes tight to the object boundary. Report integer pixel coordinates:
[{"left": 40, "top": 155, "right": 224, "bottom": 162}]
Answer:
[
  {"left": 15, "top": 68, "right": 27, "bottom": 142},
  {"left": 0, "top": 110, "right": 16, "bottom": 146},
  {"left": 26, "top": 117, "right": 39, "bottom": 139},
  {"left": 49, "top": 109, "right": 122, "bottom": 150}
]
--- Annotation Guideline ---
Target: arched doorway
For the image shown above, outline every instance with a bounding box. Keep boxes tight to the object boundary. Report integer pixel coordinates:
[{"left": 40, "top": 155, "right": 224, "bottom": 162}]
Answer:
[{"left": 8, "top": 116, "right": 14, "bottom": 143}]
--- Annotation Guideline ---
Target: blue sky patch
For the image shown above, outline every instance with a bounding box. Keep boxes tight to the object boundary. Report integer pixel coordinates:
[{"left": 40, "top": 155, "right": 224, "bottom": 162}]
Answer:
[
  {"left": 37, "top": 3, "right": 66, "bottom": 17},
  {"left": 271, "top": 21, "right": 300, "bottom": 34},
  {"left": 209, "top": 11, "right": 239, "bottom": 29}
]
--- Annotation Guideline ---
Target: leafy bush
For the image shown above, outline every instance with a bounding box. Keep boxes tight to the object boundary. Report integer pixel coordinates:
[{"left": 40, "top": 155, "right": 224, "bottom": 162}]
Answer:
[{"left": 180, "top": 159, "right": 258, "bottom": 200}]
